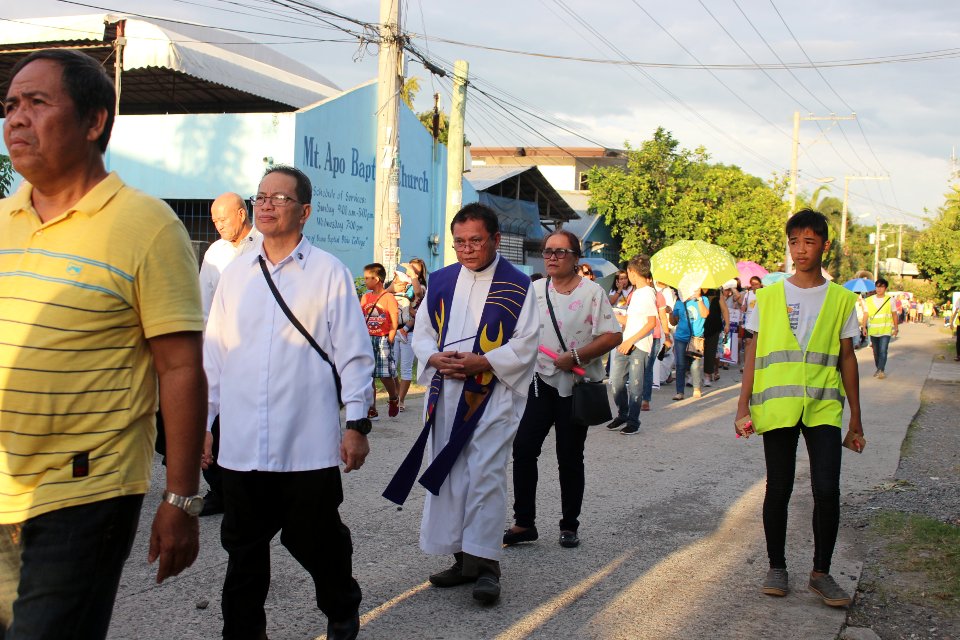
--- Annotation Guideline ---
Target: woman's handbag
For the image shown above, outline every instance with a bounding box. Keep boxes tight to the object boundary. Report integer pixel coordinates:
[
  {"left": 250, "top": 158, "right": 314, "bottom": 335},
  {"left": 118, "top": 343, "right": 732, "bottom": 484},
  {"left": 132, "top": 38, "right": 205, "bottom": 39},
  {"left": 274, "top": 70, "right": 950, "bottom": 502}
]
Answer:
[
  {"left": 544, "top": 278, "right": 613, "bottom": 427},
  {"left": 686, "top": 336, "right": 705, "bottom": 358}
]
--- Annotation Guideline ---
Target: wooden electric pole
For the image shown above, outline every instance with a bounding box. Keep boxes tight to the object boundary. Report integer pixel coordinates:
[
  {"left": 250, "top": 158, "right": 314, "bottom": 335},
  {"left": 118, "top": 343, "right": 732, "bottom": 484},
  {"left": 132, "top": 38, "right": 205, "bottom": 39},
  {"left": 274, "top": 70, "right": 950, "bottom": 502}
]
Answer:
[
  {"left": 787, "top": 111, "right": 857, "bottom": 272},
  {"left": 375, "top": 0, "right": 403, "bottom": 275},
  {"left": 444, "top": 60, "right": 469, "bottom": 266}
]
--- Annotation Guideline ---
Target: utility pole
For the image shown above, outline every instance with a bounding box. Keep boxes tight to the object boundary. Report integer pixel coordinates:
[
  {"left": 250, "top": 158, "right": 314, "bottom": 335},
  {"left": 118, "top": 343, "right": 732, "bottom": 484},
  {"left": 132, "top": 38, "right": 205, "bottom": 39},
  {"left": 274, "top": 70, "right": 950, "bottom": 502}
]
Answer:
[
  {"left": 444, "top": 60, "right": 469, "bottom": 266},
  {"left": 787, "top": 111, "right": 857, "bottom": 272},
  {"left": 375, "top": 0, "right": 403, "bottom": 275},
  {"left": 873, "top": 217, "right": 882, "bottom": 281}
]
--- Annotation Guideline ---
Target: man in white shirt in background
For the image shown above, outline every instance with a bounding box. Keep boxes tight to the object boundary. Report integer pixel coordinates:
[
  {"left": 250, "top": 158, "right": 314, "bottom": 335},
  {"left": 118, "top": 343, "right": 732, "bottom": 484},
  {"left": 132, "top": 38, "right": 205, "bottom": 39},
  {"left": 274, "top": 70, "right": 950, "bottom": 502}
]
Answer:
[
  {"left": 194, "top": 192, "right": 261, "bottom": 517},
  {"left": 606, "top": 255, "right": 658, "bottom": 435},
  {"left": 203, "top": 166, "right": 374, "bottom": 640}
]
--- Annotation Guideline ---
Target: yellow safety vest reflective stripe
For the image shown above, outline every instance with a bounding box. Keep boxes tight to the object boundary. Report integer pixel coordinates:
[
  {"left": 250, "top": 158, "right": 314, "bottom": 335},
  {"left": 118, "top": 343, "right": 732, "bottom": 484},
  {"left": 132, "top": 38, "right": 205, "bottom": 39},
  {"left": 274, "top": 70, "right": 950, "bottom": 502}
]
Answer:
[
  {"left": 750, "top": 281, "right": 857, "bottom": 434},
  {"left": 865, "top": 295, "right": 894, "bottom": 336}
]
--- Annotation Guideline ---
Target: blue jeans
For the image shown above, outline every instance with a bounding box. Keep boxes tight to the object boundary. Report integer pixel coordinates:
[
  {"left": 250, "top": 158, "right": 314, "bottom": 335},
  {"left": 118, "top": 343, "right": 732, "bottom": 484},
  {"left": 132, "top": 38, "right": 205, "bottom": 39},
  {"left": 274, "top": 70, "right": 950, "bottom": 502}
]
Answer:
[
  {"left": 674, "top": 339, "right": 703, "bottom": 394},
  {"left": 870, "top": 334, "right": 891, "bottom": 372},
  {"left": 609, "top": 348, "right": 647, "bottom": 428},
  {"left": 0, "top": 495, "right": 144, "bottom": 640},
  {"left": 641, "top": 337, "right": 661, "bottom": 403}
]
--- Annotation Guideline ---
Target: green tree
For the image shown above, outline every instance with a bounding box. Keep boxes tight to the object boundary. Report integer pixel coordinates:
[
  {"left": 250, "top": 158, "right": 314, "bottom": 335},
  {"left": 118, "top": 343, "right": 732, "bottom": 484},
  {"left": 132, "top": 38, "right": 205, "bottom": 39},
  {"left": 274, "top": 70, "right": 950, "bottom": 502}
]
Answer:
[
  {"left": 0, "top": 154, "right": 13, "bottom": 197},
  {"left": 587, "top": 128, "right": 788, "bottom": 267},
  {"left": 913, "top": 185, "right": 960, "bottom": 301}
]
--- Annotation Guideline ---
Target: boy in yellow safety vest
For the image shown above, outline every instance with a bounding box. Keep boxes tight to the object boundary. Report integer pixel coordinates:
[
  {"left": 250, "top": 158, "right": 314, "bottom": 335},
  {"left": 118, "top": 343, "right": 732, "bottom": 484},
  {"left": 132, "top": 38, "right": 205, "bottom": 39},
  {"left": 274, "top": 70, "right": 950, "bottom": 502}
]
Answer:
[
  {"left": 735, "top": 209, "right": 864, "bottom": 608},
  {"left": 862, "top": 278, "right": 898, "bottom": 379}
]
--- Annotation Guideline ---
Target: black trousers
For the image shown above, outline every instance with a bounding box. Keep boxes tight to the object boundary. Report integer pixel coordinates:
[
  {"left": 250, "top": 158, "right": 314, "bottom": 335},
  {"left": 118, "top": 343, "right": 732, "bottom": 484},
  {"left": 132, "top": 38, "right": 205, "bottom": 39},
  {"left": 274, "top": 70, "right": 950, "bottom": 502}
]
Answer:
[
  {"left": 512, "top": 380, "right": 589, "bottom": 533},
  {"left": 219, "top": 468, "right": 361, "bottom": 640},
  {"left": 761, "top": 422, "right": 842, "bottom": 573}
]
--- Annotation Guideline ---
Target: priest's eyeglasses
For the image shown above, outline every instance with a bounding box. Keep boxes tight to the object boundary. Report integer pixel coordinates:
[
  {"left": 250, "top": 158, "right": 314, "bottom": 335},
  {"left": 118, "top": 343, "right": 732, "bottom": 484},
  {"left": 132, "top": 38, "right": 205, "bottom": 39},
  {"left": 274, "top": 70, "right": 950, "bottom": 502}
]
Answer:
[
  {"left": 452, "top": 237, "right": 490, "bottom": 251},
  {"left": 251, "top": 194, "right": 301, "bottom": 207},
  {"left": 541, "top": 248, "right": 577, "bottom": 260}
]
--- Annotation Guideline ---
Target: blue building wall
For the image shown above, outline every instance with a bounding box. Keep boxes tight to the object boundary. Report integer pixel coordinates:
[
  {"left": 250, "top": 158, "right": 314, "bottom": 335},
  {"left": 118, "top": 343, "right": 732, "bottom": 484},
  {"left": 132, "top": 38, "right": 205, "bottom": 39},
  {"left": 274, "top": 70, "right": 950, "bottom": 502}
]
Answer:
[{"left": 295, "top": 82, "right": 456, "bottom": 275}]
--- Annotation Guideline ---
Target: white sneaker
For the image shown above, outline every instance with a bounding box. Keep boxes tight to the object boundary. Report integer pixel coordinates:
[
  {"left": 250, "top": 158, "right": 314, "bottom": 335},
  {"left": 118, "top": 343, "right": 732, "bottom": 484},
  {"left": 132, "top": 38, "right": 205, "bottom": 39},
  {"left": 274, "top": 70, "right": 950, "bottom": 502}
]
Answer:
[{"left": 704, "top": 379, "right": 713, "bottom": 387}]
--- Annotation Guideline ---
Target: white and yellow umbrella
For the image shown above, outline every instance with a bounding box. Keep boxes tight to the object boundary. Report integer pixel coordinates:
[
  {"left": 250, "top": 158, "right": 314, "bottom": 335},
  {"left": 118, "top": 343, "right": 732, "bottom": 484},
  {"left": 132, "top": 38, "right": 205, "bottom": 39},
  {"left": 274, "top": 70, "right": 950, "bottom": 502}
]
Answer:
[{"left": 650, "top": 240, "right": 739, "bottom": 299}]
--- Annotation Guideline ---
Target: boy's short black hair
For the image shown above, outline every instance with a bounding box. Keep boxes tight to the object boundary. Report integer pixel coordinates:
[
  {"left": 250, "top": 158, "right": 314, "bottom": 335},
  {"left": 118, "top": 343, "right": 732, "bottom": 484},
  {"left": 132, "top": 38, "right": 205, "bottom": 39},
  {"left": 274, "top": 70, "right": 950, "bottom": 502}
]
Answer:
[
  {"left": 875, "top": 277, "right": 889, "bottom": 288},
  {"left": 627, "top": 255, "right": 652, "bottom": 279},
  {"left": 785, "top": 208, "right": 830, "bottom": 241},
  {"left": 364, "top": 263, "right": 386, "bottom": 282}
]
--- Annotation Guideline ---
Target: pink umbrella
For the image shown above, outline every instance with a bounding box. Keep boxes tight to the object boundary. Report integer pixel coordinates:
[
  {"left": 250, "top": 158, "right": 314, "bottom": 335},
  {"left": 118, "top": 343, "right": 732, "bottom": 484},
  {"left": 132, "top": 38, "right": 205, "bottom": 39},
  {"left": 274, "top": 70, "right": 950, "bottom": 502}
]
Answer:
[{"left": 736, "top": 261, "right": 769, "bottom": 282}]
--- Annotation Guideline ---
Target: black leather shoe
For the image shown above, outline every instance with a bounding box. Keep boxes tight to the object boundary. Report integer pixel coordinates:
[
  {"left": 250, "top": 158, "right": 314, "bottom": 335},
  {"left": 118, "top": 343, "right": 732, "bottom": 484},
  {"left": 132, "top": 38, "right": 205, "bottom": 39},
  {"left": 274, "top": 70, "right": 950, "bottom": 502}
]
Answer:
[
  {"left": 559, "top": 530, "right": 580, "bottom": 548},
  {"left": 327, "top": 613, "right": 360, "bottom": 640},
  {"left": 199, "top": 490, "right": 224, "bottom": 517},
  {"left": 502, "top": 526, "right": 538, "bottom": 546},
  {"left": 472, "top": 574, "right": 501, "bottom": 605},
  {"left": 429, "top": 562, "right": 475, "bottom": 587}
]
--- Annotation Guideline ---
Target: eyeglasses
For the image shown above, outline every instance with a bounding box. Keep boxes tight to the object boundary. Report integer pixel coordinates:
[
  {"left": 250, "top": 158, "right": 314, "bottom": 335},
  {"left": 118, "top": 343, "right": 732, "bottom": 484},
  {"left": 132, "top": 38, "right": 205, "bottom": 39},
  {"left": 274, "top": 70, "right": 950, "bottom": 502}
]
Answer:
[
  {"left": 541, "top": 248, "right": 578, "bottom": 260},
  {"left": 580, "top": 267, "right": 594, "bottom": 274},
  {"left": 452, "top": 237, "right": 490, "bottom": 251},
  {"left": 251, "top": 194, "right": 300, "bottom": 207}
]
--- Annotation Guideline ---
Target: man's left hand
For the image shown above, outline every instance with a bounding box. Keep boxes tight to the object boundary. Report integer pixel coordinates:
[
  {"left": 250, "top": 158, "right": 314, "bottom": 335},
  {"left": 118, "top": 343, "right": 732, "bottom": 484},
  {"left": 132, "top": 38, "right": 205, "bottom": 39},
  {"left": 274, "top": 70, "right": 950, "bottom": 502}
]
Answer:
[
  {"left": 148, "top": 502, "right": 199, "bottom": 584},
  {"left": 341, "top": 429, "right": 370, "bottom": 473}
]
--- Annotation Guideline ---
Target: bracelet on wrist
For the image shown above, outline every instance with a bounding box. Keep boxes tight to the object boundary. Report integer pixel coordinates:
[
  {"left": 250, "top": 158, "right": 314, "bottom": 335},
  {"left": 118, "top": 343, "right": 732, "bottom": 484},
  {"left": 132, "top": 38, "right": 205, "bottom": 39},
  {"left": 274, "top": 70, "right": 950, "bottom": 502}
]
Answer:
[{"left": 571, "top": 348, "right": 583, "bottom": 367}]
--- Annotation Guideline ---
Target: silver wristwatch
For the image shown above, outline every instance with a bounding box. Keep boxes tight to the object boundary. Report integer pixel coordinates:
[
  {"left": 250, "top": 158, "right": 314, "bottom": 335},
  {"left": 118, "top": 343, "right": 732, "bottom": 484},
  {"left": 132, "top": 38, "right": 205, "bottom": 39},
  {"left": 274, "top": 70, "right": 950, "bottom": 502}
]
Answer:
[{"left": 162, "top": 490, "right": 204, "bottom": 516}]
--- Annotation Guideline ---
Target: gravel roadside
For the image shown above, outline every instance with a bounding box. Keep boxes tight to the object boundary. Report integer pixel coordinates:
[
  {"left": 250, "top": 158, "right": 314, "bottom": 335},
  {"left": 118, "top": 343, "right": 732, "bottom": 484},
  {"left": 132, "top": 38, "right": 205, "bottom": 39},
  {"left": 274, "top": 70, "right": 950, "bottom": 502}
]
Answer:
[{"left": 843, "top": 341, "right": 960, "bottom": 640}]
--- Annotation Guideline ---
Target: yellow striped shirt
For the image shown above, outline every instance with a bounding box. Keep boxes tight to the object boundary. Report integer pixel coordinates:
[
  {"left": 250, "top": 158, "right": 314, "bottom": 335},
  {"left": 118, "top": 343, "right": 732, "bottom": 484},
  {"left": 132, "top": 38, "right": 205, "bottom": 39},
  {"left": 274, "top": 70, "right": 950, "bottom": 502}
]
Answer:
[{"left": 0, "top": 173, "right": 203, "bottom": 524}]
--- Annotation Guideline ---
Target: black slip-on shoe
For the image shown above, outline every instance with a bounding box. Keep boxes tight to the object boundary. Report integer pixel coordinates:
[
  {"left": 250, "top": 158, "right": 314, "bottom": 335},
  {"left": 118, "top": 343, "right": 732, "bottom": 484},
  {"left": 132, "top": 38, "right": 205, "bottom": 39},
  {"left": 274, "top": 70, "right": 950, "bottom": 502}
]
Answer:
[
  {"left": 559, "top": 530, "right": 580, "bottom": 548},
  {"left": 502, "top": 526, "right": 538, "bottom": 546},
  {"left": 327, "top": 613, "right": 359, "bottom": 640},
  {"left": 472, "top": 575, "right": 501, "bottom": 605}
]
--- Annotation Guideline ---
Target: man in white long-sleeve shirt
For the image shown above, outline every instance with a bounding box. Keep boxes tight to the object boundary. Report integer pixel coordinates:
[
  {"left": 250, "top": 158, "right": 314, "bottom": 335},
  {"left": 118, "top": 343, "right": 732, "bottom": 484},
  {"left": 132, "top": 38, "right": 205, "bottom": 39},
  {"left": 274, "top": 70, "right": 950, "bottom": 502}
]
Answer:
[
  {"left": 194, "top": 192, "right": 260, "bottom": 517},
  {"left": 384, "top": 203, "right": 540, "bottom": 606},
  {"left": 203, "top": 165, "right": 374, "bottom": 640}
]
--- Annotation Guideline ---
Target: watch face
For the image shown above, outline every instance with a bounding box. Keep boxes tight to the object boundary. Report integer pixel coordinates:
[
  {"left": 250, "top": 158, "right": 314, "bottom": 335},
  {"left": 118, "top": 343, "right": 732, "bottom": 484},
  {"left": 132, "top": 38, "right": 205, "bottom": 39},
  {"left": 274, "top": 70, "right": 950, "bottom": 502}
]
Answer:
[{"left": 184, "top": 496, "right": 204, "bottom": 516}]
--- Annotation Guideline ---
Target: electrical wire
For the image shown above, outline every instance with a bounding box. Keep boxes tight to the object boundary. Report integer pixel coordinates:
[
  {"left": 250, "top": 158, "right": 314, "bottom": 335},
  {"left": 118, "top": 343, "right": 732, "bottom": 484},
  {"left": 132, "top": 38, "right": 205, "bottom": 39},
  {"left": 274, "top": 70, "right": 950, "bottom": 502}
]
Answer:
[{"left": 402, "top": 33, "right": 960, "bottom": 70}]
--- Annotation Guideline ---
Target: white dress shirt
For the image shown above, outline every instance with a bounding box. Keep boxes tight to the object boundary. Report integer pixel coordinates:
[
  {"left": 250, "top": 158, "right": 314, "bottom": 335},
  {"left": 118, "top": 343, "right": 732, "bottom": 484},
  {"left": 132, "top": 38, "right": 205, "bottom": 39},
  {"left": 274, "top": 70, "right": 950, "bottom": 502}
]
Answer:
[
  {"left": 199, "top": 227, "right": 261, "bottom": 322},
  {"left": 204, "top": 235, "right": 375, "bottom": 472}
]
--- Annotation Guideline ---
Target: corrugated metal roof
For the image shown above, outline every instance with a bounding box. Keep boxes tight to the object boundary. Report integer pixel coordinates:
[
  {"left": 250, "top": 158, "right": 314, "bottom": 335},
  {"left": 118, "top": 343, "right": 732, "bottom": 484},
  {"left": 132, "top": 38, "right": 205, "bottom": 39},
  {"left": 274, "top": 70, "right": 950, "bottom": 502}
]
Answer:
[
  {"left": 1, "top": 14, "right": 340, "bottom": 114},
  {"left": 466, "top": 165, "right": 578, "bottom": 222}
]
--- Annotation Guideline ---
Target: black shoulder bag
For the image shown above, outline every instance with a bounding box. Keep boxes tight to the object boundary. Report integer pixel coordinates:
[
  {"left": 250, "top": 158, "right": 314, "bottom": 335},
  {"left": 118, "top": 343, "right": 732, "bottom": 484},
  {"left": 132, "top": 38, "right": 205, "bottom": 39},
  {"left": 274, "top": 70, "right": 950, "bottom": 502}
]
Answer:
[
  {"left": 259, "top": 256, "right": 343, "bottom": 406},
  {"left": 544, "top": 277, "right": 613, "bottom": 427}
]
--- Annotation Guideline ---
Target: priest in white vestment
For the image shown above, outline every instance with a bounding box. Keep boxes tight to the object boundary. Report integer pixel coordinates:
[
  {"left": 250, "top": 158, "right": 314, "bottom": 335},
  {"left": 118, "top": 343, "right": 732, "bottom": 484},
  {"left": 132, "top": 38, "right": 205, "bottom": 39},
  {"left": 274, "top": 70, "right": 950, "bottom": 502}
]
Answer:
[{"left": 410, "top": 204, "right": 539, "bottom": 605}]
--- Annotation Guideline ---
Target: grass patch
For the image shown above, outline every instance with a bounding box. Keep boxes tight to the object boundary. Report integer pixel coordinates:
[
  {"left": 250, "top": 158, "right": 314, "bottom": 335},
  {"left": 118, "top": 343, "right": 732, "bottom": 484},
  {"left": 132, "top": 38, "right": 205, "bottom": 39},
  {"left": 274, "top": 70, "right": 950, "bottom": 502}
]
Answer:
[{"left": 872, "top": 510, "right": 960, "bottom": 604}]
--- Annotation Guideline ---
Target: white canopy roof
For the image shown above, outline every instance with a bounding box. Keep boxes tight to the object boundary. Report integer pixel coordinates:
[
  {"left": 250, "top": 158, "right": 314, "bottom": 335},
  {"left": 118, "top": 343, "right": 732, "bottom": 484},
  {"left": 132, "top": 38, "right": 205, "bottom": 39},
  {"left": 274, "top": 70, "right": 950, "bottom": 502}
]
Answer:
[{"left": 1, "top": 14, "right": 340, "bottom": 109}]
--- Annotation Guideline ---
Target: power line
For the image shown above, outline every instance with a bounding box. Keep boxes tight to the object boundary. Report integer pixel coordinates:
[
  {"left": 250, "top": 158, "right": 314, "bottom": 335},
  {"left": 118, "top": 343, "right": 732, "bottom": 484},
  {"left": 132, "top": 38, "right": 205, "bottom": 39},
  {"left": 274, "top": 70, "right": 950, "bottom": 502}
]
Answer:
[{"left": 403, "top": 32, "right": 960, "bottom": 70}]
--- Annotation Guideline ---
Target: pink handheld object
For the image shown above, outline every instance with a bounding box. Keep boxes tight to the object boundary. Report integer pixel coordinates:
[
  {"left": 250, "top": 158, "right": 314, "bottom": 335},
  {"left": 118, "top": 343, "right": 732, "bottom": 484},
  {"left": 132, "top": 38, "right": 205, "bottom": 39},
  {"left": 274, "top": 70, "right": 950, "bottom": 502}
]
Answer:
[{"left": 538, "top": 345, "right": 586, "bottom": 376}]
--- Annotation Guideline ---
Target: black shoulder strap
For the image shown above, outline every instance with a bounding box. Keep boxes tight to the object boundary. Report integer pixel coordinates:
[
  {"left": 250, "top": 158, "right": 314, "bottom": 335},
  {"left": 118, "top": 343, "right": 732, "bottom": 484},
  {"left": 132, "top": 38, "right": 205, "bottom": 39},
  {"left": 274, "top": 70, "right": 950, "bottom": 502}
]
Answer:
[
  {"left": 544, "top": 277, "right": 568, "bottom": 352},
  {"left": 365, "top": 291, "right": 390, "bottom": 320},
  {"left": 871, "top": 296, "right": 890, "bottom": 319},
  {"left": 259, "top": 256, "right": 343, "bottom": 406}
]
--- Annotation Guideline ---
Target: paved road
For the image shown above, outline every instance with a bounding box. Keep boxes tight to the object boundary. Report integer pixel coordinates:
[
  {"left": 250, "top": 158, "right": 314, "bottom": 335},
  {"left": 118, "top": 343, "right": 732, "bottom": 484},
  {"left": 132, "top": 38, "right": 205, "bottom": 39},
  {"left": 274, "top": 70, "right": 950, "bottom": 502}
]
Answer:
[{"left": 107, "top": 323, "right": 942, "bottom": 639}]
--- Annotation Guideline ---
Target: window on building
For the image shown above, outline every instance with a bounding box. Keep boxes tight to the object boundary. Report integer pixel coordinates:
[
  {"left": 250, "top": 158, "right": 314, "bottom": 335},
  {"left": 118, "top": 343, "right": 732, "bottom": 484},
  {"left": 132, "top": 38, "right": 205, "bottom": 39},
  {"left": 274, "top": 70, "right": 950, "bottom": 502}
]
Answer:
[
  {"left": 499, "top": 233, "right": 525, "bottom": 264},
  {"left": 578, "top": 172, "right": 590, "bottom": 191}
]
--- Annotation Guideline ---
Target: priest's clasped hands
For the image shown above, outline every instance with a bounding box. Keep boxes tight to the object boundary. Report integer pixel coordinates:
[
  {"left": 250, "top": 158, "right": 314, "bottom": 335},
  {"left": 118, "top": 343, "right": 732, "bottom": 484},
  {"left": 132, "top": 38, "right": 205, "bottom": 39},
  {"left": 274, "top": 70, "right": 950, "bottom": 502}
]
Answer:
[{"left": 428, "top": 351, "right": 492, "bottom": 380}]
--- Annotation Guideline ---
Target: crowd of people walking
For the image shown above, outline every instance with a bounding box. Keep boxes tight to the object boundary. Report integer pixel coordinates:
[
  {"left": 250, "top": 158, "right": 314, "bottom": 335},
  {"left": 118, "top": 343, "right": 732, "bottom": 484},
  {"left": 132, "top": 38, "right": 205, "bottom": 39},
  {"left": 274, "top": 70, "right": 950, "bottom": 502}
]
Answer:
[{"left": 3, "top": 46, "right": 957, "bottom": 640}]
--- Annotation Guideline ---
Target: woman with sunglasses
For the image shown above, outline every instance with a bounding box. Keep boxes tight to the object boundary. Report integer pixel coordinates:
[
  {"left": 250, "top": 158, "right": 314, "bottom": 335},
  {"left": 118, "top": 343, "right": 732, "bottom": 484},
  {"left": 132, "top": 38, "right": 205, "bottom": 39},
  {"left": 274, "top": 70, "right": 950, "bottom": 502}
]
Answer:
[
  {"left": 504, "top": 231, "right": 621, "bottom": 549},
  {"left": 579, "top": 264, "right": 596, "bottom": 281}
]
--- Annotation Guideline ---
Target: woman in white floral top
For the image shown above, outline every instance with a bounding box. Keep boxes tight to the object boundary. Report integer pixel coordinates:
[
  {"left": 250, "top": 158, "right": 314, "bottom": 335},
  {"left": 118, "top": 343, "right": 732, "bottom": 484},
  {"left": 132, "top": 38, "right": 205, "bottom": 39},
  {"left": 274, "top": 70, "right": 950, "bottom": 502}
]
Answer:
[{"left": 503, "top": 230, "right": 622, "bottom": 550}]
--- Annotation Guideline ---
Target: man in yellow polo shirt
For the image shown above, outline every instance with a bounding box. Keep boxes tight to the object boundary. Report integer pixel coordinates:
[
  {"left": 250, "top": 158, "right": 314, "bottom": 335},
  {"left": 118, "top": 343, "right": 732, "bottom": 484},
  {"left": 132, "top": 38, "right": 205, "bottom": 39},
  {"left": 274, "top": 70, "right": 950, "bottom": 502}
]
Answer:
[{"left": 0, "top": 49, "right": 206, "bottom": 639}]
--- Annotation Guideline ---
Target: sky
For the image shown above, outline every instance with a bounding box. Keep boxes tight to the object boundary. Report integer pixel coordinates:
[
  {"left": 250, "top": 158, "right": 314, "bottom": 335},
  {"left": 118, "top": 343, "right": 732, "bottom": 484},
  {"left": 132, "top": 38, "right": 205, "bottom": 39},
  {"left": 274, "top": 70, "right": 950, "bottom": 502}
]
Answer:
[{"left": 5, "top": 0, "right": 959, "bottom": 227}]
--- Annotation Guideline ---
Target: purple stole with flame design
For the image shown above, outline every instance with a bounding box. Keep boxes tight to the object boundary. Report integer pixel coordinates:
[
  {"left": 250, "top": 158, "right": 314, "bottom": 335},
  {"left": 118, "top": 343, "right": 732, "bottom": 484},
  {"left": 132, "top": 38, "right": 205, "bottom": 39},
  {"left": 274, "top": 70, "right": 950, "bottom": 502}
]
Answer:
[{"left": 383, "top": 258, "right": 530, "bottom": 505}]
